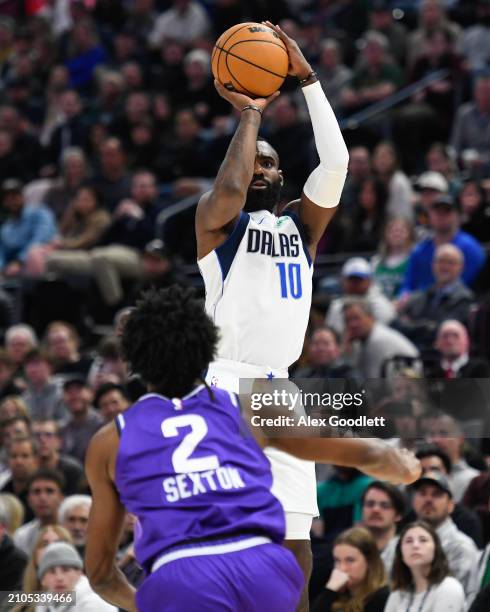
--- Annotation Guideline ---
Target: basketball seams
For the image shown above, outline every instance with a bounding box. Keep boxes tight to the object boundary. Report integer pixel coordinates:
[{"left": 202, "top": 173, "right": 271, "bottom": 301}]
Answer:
[
  {"left": 215, "top": 44, "right": 287, "bottom": 80},
  {"left": 227, "top": 39, "right": 288, "bottom": 78},
  {"left": 224, "top": 50, "right": 256, "bottom": 97},
  {"left": 216, "top": 23, "right": 256, "bottom": 89}
]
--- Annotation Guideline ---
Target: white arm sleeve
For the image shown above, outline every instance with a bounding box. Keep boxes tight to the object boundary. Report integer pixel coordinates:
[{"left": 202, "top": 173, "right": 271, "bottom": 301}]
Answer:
[{"left": 302, "top": 80, "right": 349, "bottom": 208}]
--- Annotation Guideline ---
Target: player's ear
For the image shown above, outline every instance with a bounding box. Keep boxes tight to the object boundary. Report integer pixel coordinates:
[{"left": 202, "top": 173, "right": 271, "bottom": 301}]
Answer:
[{"left": 279, "top": 170, "right": 284, "bottom": 186}]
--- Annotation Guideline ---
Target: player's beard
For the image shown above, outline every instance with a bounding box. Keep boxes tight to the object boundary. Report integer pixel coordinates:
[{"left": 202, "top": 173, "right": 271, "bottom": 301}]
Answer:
[{"left": 245, "top": 178, "right": 282, "bottom": 213}]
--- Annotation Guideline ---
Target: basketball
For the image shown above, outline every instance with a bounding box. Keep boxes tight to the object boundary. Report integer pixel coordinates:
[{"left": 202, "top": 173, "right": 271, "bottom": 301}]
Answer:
[{"left": 211, "top": 22, "right": 289, "bottom": 98}]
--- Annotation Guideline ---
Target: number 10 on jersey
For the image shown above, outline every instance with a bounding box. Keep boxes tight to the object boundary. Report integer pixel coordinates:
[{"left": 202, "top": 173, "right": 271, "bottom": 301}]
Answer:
[{"left": 276, "top": 263, "right": 302, "bottom": 299}]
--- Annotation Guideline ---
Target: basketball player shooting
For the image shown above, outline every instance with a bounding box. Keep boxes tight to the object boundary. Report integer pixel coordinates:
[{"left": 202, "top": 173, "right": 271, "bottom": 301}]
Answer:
[
  {"left": 84, "top": 287, "right": 421, "bottom": 612},
  {"left": 196, "top": 23, "right": 349, "bottom": 610}
]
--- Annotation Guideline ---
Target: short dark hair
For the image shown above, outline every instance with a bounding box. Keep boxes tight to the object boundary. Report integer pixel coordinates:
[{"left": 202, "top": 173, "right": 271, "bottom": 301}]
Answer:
[
  {"left": 121, "top": 287, "right": 218, "bottom": 397},
  {"left": 24, "top": 348, "right": 54, "bottom": 367},
  {"left": 362, "top": 480, "right": 406, "bottom": 516},
  {"left": 27, "top": 468, "right": 65, "bottom": 493},
  {"left": 0, "top": 414, "right": 31, "bottom": 431},
  {"left": 416, "top": 445, "right": 452, "bottom": 474},
  {"left": 94, "top": 382, "right": 129, "bottom": 409},
  {"left": 391, "top": 521, "right": 450, "bottom": 590},
  {"left": 8, "top": 435, "right": 38, "bottom": 456}
]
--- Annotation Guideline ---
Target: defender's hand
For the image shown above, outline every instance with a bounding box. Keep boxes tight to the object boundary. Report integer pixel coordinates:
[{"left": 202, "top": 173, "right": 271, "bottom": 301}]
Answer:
[
  {"left": 263, "top": 21, "right": 312, "bottom": 80},
  {"left": 214, "top": 80, "right": 280, "bottom": 113}
]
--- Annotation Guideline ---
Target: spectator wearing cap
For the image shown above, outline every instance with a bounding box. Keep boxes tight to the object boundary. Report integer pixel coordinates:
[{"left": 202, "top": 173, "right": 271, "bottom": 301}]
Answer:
[
  {"left": 326, "top": 258, "right": 395, "bottom": 336},
  {"left": 411, "top": 470, "right": 478, "bottom": 593},
  {"left": 148, "top": 0, "right": 211, "bottom": 49},
  {"left": 400, "top": 193, "right": 486, "bottom": 295},
  {"left": 0, "top": 179, "right": 57, "bottom": 278},
  {"left": 415, "top": 171, "right": 449, "bottom": 228},
  {"left": 0, "top": 496, "right": 27, "bottom": 591},
  {"left": 450, "top": 73, "right": 490, "bottom": 167},
  {"left": 340, "top": 30, "right": 404, "bottom": 114},
  {"left": 94, "top": 383, "right": 130, "bottom": 424},
  {"left": 131, "top": 239, "right": 187, "bottom": 301},
  {"left": 21, "top": 350, "right": 66, "bottom": 422},
  {"left": 360, "top": 480, "right": 406, "bottom": 575},
  {"left": 37, "top": 541, "right": 116, "bottom": 611},
  {"left": 59, "top": 377, "right": 102, "bottom": 464},
  {"left": 394, "top": 244, "right": 475, "bottom": 350},
  {"left": 342, "top": 298, "right": 418, "bottom": 380},
  {"left": 32, "top": 420, "right": 84, "bottom": 496},
  {"left": 13, "top": 468, "right": 65, "bottom": 555}
]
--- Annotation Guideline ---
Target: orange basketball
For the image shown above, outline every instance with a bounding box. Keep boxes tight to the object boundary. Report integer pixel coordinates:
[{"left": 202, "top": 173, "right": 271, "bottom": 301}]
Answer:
[{"left": 211, "top": 22, "right": 289, "bottom": 98}]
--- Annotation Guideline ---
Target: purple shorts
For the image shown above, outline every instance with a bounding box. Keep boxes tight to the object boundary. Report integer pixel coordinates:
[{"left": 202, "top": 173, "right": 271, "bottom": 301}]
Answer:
[{"left": 136, "top": 540, "right": 303, "bottom": 611}]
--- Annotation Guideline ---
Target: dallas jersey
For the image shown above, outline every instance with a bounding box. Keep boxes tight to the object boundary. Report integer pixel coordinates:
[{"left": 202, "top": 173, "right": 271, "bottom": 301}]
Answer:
[
  {"left": 198, "top": 209, "right": 312, "bottom": 371},
  {"left": 114, "top": 386, "right": 285, "bottom": 574}
]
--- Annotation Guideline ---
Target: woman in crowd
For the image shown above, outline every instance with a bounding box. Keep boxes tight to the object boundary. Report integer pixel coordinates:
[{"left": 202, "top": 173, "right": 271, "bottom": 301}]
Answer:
[
  {"left": 311, "top": 527, "right": 389, "bottom": 612},
  {"left": 26, "top": 185, "right": 111, "bottom": 277},
  {"left": 458, "top": 179, "right": 490, "bottom": 243},
  {"left": 371, "top": 217, "right": 415, "bottom": 299},
  {"left": 372, "top": 141, "right": 414, "bottom": 221},
  {"left": 344, "top": 177, "right": 388, "bottom": 252},
  {"left": 384, "top": 521, "right": 465, "bottom": 612}
]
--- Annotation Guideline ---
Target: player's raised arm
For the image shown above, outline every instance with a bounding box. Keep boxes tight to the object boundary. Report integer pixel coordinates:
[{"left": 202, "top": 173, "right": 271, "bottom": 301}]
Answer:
[
  {"left": 85, "top": 424, "right": 137, "bottom": 612},
  {"left": 195, "top": 82, "right": 279, "bottom": 259},
  {"left": 265, "top": 22, "right": 349, "bottom": 258}
]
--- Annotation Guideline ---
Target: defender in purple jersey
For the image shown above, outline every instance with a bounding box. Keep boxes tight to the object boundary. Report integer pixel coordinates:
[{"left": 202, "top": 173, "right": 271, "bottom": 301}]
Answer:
[{"left": 84, "top": 287, "right": 421, "bottom": 611}]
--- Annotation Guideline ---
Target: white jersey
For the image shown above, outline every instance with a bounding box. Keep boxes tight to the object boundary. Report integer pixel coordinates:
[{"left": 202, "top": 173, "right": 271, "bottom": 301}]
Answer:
[{"left": 198, "top": 209, "right": 313, "bottom": 371}]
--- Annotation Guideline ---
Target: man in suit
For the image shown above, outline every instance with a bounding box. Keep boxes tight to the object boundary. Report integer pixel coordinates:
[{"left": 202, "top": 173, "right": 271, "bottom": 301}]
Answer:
[{"left": 394, "top": 244, "right": 475, "bottom": 349}]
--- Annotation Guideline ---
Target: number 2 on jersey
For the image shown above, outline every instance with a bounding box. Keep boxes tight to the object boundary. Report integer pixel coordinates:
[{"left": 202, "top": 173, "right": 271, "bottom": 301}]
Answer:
[
  {"left": 276, "top": 262, "right": 302, "bottom": 299},
  {"left": 161, "top": 414, "right": 219, "bottom": 473}
]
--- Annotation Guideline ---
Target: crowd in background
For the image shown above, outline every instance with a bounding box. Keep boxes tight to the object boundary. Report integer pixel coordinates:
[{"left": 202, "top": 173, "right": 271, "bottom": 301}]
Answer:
[{"left": 0, "top": 0, "right": 489, "bottom": 610}]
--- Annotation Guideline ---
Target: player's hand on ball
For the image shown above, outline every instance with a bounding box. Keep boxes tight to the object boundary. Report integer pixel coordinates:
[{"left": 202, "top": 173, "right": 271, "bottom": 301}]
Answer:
[
  {"left": 262, "top": 21, "right": 312, "bottom": 80},
  {"left": 326, "top": 568, "right": 350, "bottom": 592},
  {"left": 214, "top": 79, "right": 280, "bottom": 113}
]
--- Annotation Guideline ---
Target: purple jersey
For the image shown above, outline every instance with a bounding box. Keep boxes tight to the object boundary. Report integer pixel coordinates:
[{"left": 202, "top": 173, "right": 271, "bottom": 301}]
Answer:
[{"left": 114, "top": 385, "right": 285, "bottom": 573}]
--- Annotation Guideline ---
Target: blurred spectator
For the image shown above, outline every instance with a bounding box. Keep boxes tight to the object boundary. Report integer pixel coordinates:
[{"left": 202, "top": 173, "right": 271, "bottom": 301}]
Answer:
[
  {"left": 293, "top": 327, "right": 358, "bottom": 380},
  {"left": 371, "top": 218, "right": 415, "bottom": 299},
  {"left": 395, "top": 244, "right": 474, "bottom": 349},
  {"left": 63, "top": 18, "right": 107, "bottom": 92},
  {"left": 0, "top": 179, "right": 57, "bottom": 277},
  {"left": 0, "top": 492, "right": 24, "bottom": 535},
  {"left": 110, "top": 90, "right": 151, "bottom": 148},
  {"left": 58, "top": 495, "right": 91, "bottom": 558},
  {"left": 425, "top": 143, "right": 461, "bottom": 197},
  {"left": 0, "top": 105, "right": 43, "bottom": 181},
  {"left": 326, "top": 258, "right": 395, "bottom": 336},
  {"left": 460, "top": 0, "right": 490, "bottom": 71},
  {"left": 32, "top": 185, "right": 111, "bottom": 276},
  {"left": 372, "top": 142, "right": 414, "bottom": 220},
  {"left": 342, "top": 177, "right": 388, "bottom": 252},
  {"left": 340, "top": 146, "right": 371, "bottom": 212},
  {"left": 32, "top": 420, "right": 84, "bottom": 497},
  {"left": 342, "top": 298, "right": 419, "bottom": 380},
  {"left": 90, "top": 137, "right": 131, "bottom": 212},
  {"left": 360, "top": 481, "right": 406, "bottom": 575},
  {"left": 450, "top": 73, "right": 490, "bottom": 167},
  {"left": 458, "top": 179, "right": 490, "bottom": 243},
  {"left": 93, "top": 382, "right": 130, "bottom": 423},
  {"left": 0, "top": 496, "right": 27, "bottom": 591},
  {"left": 0, "top": 436, "right": 39, "bottom": 522},
  {"left": 0, "top": 129, "right": 25, "bottom": 183},
  {"left": 91, "top": 69, "right": 125, "bottom": 128},
  {"left": 400, "top": 194, "right": 485, "bottom": 294},
  {"left": 44, "top": 147, "right": 91, "bottom": 220},
  {"left": 369, "top": 0, "right": 407, "bottom": 65},
  {"left": 410, "top": 471, "right": 478, "bottom": 593},
  {"left": 21, "top": 350, "right": 65, "bottom": 422},
  {"left": 462, "top": 472, "right": 490, "bottom": 545},
  {"left": 407, "top": 0, "right": 461, "bottom": 68},
  {"left": 13, "top": 469, "right": 64, "bottom": 555},
  {"left": 59, "top": 376, "right": 102, "bottom": 464},
  {"left": 0, "top": 415, "right": 31, "bottom": 463},
  {"left": 45, "top": 89, "right": 88, "bottom": 168},
  {"left": 87, "top": 335, "right": 127, "bottom": 390},
  {"left": 130, "top": 239, "right": 187, "bottom": 300},
  {"left": 125, "top": 0, "right": 158, "bottom": 42},
  {"left": 0, "top": 397, "right": 29, "bottom": 422},
  {"left": 20, "top": 524, "right": 73, "bottom": 599},
  {"left": 5, "top": 324, "right": 38, "bottom": 375},
  {"left": 425, "top": 412, "right": 481, "bottom": 502},
  {"left": 340, "top": 31, "right": 403, "bottom": 114},
  {"left": 148, "top": 0, "right": 211, "bottom": 48},
  {"left": 37, "top": 541, "right": 117, "bottom": 611},
  {"left": 0, "top": 351, "right": 24, "bottom": 399},
  {"left": 414, "top": 170, "right": 449, "bottom": 231},
  {"left": 314, "top": 39, "right": 352, "bottom": 114},
  {"left": 43, "top": 321, "right": 92, "bottom": 378},
  {"left": 266, "top": 94, "right": 312, "bottom": 200},
  {"left": 385, "top": 520, "right": 465, "bottom": 612},
  {"left": 311, "top": 527, "right": 389, "bottom": 612}
]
